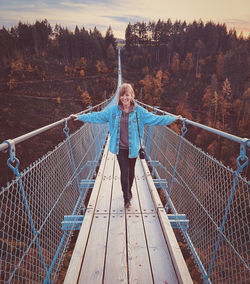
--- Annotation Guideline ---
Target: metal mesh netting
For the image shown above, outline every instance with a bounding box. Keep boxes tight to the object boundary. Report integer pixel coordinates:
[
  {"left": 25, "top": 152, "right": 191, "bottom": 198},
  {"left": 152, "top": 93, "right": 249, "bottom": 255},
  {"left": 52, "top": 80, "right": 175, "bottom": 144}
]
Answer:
[
  {"left": 144, "top": 124, "right": 249, "bottom": 283},
  {"left": 0, "top": 122, "right": 108, "bottom": 283}
]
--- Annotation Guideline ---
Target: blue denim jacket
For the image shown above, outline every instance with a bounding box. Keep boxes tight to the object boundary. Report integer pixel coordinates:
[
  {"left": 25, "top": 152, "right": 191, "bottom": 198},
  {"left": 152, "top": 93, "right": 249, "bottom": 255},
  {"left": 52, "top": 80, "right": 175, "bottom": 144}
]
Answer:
[{"left": 78, "top": 105, "right": 176, "bottom": 158}]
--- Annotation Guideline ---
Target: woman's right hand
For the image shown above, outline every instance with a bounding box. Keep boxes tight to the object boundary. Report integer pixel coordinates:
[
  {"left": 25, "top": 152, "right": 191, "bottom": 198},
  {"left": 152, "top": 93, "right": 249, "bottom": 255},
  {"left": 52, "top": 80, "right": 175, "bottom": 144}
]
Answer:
[
  {"left": 175, "top": 115, "right": 182, "bottom": 121},
  {"left": 69, "top": 114, "right": 79, "bottom": 121}
]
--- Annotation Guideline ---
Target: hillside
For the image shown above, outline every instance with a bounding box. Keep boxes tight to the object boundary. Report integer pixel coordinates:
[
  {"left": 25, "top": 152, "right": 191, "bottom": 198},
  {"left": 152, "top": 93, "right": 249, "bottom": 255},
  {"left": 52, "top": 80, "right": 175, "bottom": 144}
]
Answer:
[{"left": 0, "top": 19, "right": 249, "bottom": 187}]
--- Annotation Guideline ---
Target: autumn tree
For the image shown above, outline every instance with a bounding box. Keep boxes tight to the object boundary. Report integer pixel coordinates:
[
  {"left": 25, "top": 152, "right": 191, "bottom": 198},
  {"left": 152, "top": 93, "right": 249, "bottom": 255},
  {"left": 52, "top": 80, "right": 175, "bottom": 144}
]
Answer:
[
  {"left": 152, "top": 69, "right": 163, "bottom": 105},
  {"left": 81, "top": 91, "right": 92, "bottom": 107},
  {"left": 222, "top": 78, "right": 232, "bottom": 98},
  {"left": 139, "top": 74, "right": 154, "bottom": 105},
  {"left": 74, "top": 57, "right": 87, "bottom": 77},
  {"left": 96, "top": 60, "right": 108, "bottom": 73},
  {"left": 176, "top": 92, "right": 193, "bottom": 120},
  {"left": 181, "top": 52, "right": 194, "bottom": 75},
  {"left": 106, "top": 44, "right": 115, "bottom": 60}
]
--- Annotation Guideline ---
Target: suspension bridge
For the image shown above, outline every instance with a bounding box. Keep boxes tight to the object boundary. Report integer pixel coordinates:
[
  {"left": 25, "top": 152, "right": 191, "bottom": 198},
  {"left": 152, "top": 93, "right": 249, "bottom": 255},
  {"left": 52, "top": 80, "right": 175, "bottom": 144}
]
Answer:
[{"left": 0, "top": 48, "right": 249, "bottom": 283}]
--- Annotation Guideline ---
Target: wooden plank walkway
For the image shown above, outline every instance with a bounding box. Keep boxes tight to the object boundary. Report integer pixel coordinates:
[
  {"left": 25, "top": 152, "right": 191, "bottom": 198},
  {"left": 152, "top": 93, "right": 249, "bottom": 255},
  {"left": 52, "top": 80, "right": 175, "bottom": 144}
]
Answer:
[{"left": 64, "top": 140, "right": 192, "bottom": 284}]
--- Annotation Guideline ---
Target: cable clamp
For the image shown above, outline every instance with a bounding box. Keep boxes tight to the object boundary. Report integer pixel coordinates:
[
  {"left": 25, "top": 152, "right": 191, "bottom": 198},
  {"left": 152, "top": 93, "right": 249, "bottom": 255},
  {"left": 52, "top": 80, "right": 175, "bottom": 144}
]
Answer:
[
  {"left": 3, "top": 139, "right": 16, "bottom": 163},
  {"left": 63, "top": 118, "right": 70, "bottom": 136},
  {"left": 181, "top": 119, "right": 188, "bottom": 136},
  {"left": 3, "top": 139, "right": 20, "bottom": 175}
]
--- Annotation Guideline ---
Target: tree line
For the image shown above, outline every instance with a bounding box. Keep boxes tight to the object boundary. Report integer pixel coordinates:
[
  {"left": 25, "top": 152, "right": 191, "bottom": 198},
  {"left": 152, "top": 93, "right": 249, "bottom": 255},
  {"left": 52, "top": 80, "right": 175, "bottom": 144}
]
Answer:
[{"left": 0, "top": 19, "right": 117, "bottom": 67}]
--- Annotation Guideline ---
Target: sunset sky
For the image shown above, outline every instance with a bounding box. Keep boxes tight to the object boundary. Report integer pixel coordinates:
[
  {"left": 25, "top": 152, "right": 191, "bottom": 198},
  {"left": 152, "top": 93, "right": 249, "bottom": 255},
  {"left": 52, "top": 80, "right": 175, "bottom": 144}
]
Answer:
[{"left": 1, "top": 0, "right": 249, "bottom": 39}]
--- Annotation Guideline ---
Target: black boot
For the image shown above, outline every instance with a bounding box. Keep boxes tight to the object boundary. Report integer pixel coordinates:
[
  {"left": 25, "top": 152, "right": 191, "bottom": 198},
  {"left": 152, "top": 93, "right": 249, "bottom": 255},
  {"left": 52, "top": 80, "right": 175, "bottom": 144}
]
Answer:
[
  {"left": 124, "top": 199, "right": 131, "bottom": 208},
  {"left": 128, "top": 187, "right": 132, "bottom": 201}
]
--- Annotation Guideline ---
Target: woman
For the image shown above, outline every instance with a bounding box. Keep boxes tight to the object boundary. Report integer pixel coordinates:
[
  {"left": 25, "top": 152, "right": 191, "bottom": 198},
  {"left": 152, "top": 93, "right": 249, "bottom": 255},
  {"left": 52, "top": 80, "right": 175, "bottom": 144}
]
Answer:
[{"left": 70, "top": 83, "right": 181, "bottom": 208}]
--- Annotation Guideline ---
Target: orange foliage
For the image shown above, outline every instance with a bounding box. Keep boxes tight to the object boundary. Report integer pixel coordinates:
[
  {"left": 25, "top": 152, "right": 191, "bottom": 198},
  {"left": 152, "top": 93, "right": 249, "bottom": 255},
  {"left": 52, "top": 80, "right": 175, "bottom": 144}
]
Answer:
[
  {"left": 181, "top": 53, "right": 194, "bottom": 73},
  {"left": 222, "top": 78, "right": 232, "bottom": 97},
  {"left": 80, "top": 70, "right": 85, "bottom": 77},
  {"left": 74, "top": 57, "right": 87, "bottom": 76},
  {"left": 162, "top": 70, "right": 170, "bottom": 87},
  {"left": 27, "top": 64, "right": 33, "bottom": 72},
  {"left": 81, "top": 91, "right": 92, "bottom": 106},
  {"left": 202, "top": 86, "right": 212, "bottom": 109},
  {"left": 176, "top": 92, "right": 193, "bottom": 120},
  {"left": 142, "top": 66, "right": 149, "bottom": 75},
  {"left": 7, "top": 78, "right": 17, "bottom": 90},
  {"left": 96, "top": 60, "right": 108, "bottom": 73},
  {"left": 76, "top": 85, "right": 81, "bottom": 94},
  {"left": 106, "top": 44, "right": 115, "bottom": 60},
  {"left": 10, "top": 58, "right": 25, "bottom": 72}
]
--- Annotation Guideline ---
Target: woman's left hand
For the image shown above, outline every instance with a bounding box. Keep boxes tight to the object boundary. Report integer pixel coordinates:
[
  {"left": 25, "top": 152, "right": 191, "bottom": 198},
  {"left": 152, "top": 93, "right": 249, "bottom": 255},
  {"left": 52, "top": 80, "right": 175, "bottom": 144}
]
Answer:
[{"left": 175, "top": 115, "right": 182, "bottom": 121}]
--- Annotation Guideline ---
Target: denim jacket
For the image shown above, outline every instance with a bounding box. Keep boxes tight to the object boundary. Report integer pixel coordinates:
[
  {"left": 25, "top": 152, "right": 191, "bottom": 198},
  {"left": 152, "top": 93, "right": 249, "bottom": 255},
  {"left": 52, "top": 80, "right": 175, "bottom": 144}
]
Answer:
[{"left": 78, "top": 105, "right": 176, "bottom": 158}]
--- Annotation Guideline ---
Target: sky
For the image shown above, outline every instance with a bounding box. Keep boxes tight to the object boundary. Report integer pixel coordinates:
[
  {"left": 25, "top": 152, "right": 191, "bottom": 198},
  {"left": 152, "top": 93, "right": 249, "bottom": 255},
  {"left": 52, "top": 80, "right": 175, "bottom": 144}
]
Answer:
[{"left": 0, "top": 0, "right": 250, "bottom": 39}]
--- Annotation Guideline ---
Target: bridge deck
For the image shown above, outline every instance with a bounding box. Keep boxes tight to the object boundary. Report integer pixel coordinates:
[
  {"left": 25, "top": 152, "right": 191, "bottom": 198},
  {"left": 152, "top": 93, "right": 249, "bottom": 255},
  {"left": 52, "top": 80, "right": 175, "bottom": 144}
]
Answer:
[{"left": 64, "top": 140, "right": 192, "bottom": 284}]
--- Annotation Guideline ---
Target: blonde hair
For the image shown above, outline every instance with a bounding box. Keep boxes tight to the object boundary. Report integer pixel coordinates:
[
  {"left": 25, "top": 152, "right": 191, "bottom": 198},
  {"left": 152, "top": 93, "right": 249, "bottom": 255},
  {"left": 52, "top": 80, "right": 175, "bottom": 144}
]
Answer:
[{"left": 117, "top": 83, "right": 135, "bottom": 105}]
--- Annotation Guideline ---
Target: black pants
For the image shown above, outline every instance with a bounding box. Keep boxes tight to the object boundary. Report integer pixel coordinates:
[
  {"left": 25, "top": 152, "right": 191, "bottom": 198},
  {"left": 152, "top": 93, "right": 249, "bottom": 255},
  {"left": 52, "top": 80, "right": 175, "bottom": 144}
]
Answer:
[{"left": 117, "top": 149, "right": 136, "bottom": 202}]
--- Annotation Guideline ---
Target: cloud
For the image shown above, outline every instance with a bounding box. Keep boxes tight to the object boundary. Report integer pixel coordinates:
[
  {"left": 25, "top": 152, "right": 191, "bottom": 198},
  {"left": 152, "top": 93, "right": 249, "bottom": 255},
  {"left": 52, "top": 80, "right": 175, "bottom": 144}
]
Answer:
[
  {"left": 103, "top": 15, "right": 150, "bottom": 24},
  {"left": 226, "top": 17, "right": 250, "bottom": 27},
  {"left": 223, "top": 16, "right": 250, "bottom": 36}
]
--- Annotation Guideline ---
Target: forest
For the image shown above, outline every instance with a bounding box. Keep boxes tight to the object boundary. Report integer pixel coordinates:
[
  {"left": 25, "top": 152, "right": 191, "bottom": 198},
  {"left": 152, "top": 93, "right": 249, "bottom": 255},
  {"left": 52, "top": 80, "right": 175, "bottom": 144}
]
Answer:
[
  {"left": 123, "top": 20, "right": 250, "bottom": 179},
  {"left": 0, "top": 19, "right": 249, "bottom": 186}
]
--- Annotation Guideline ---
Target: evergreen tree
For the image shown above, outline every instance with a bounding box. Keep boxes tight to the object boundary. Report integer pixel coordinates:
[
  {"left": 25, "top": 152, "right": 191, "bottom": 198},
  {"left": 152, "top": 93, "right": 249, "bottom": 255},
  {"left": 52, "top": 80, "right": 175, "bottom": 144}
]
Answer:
[
  {"left": 125, "top": 23, "right": 133, "bottom": 48},
  {"left": 105, "top": 26, "right": 116, "bottom": 49}
]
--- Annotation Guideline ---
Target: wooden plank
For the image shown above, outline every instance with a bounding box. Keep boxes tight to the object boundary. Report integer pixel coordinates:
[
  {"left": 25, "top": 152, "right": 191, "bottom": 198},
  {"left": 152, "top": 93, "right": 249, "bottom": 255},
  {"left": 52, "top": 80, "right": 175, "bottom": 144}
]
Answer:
[
  {"left": 87, "top": 138, "right": 110, "bottom": 210},
  {"left": 126, "top": 214, "right": 154, "bottom": 284},
  {"left": 110, "top": 157, "right": 141, "bottom": 214},
  {"left": 110, "top": 159, "right": 125, "bottom": 214},
  {"left": 135, "top": 160, "right": 156, "bottom": 213},
  {"left": 142, "top": 214, "right": 179, "bottom": 284},
  {"left": 103, "top": 214, "right": 127, "bottom": 284},
  {"left": 140, "top": 159, "right": 163, "bottom": 209},
  {"left": 158, "top": 208, "right": 193, "bottom": 284},
  {"left": 64, "top": 209, "right": 94, "bottom": 284},
  {"left": 141, "top": 159, "right": 192, "bottom": 282},
  {"left": 95, "top": 151, "right": 115, "bottom": 214},
  {"left": 78, "top": 214, "right": 109, "bottom": 284}
]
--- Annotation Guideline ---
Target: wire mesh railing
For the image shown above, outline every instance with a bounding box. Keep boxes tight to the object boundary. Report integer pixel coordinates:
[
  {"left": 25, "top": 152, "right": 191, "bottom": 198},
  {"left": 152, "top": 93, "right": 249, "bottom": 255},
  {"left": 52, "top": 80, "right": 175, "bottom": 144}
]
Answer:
[
  {"left": 0, "top": 117, "right": 109, "bottom": 283},
  {"left": 142, "top": 116, "right": 249, "bottom": 283}
]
